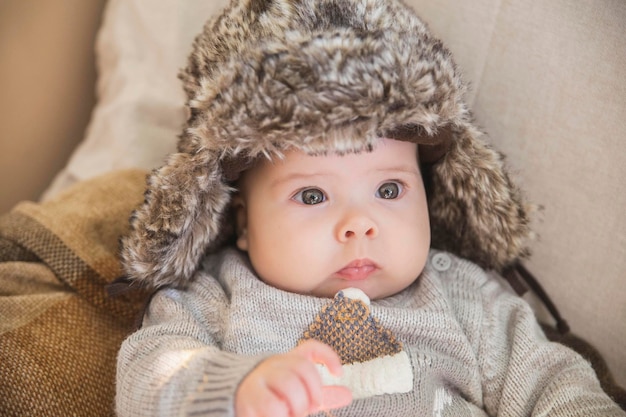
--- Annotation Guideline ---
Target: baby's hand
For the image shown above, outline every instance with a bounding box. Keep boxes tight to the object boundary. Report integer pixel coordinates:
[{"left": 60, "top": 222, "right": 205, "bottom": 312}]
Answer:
[{"left": 235, "top": 339, "right": 352, "bottom": 417}]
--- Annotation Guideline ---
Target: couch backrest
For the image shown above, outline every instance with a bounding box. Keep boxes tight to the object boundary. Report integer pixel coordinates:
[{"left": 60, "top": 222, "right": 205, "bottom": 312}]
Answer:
[{"left": 410, "top": 0, "right": 626, "bottom": 384}]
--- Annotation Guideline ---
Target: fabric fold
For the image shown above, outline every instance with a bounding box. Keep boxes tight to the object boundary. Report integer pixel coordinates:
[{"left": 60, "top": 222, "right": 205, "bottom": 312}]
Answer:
[{"left": 0, "top": 169, "right": 149, "bottom": 417}]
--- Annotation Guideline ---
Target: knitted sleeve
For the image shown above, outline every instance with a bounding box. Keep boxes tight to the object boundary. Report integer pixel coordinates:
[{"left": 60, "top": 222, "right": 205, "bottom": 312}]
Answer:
[
  {"left": 477, "top": 275, "right": 625, "bottom": 416},
  {"left": 115, "top": 274, "right": 266, "bottom": 417}
]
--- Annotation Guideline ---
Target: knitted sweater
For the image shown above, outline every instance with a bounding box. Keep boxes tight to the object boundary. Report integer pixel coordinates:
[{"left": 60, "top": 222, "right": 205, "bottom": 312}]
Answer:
[{"left": 116, "top": 249, "right": 624, "bottom": 416}]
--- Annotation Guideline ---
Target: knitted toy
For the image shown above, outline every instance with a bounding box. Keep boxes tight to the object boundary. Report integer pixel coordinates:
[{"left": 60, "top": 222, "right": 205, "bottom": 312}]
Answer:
[{"left": 300, "top": 288, "right": 412, "bottom": 399}]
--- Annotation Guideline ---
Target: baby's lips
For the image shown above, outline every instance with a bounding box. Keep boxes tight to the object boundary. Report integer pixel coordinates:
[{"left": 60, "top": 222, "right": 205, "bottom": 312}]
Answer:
[{"left": 335, "top": 259, "right": 379, "bottom": 281}]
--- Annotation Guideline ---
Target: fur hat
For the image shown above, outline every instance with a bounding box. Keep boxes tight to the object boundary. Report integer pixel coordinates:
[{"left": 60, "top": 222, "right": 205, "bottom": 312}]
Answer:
[{"left": 121, "top": 0, "right": 532, "bottom": 289}]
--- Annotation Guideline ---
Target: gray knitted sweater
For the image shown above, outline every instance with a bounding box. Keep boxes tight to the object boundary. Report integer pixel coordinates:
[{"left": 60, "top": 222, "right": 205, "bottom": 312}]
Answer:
[{"left": 116, "top": 249, "right": 624, "bottom": 416}]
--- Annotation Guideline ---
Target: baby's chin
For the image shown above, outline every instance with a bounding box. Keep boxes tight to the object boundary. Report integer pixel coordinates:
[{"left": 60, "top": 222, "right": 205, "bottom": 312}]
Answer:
[
  {"left": 306, "top": 280, "right": 413, "bottom": 301},
  {"left": 257, "top": 270, "right": 420, "bottom": 300}
]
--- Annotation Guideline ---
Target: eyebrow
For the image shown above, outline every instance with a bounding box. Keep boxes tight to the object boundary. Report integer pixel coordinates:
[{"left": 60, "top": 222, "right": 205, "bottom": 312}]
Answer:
[
  {"left": 270, "top": 172, "right": 333, "bottom": 188},
  {"left": 374, "top": 165, "right": 421, "bottom": 176},
  {"left": 271, "top": 164, "right": 420, "bottom": 187}
]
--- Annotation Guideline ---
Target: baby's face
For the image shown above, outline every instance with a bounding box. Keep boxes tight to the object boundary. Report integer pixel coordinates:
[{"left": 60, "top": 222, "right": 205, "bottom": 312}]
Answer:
[{"left": 235, "top": 138, "right": 430, "bottom": 300}]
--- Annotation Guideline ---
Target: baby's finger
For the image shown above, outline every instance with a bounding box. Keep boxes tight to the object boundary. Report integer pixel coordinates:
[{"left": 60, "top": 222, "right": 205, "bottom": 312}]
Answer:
[
  {"left": 295, "top": 339, "right": 343, "bottom": 377},
  {"left": 236, "top": 383, "right": 290, "bottom": 417},
  {"left": 266, "top": 372, "right": 311, "bottom": 417},
  {"left": 293, "top": 356, "right": 326, "bottom": 411},
  {"left": 320, "top": 385, "right": 353, "bottom": 410},
  {"left": 309, "top": 385, "right": 353, "bottom": 414}
]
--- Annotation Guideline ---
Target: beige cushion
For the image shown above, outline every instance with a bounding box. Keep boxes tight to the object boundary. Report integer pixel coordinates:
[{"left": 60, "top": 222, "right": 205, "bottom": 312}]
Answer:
[
  {"left": 409, "top": 0, "right": 626, "bottom": 385},
  {"left": 41, "top": 0, "right": 230, "bottom": 199}
]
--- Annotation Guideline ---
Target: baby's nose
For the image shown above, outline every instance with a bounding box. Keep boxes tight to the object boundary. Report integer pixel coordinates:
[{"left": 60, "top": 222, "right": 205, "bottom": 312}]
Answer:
[{"left": 336, "top": 213, "right": 378, "bottom": 242}]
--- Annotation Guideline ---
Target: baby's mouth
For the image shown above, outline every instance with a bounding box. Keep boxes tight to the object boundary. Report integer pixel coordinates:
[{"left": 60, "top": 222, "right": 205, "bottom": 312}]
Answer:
[{"left": 335, "top": 259, "right": 379, "bottom": 281}]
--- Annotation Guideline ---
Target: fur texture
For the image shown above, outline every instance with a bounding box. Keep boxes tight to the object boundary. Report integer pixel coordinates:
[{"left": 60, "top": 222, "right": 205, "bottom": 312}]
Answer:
[{"left": 121, "top": 0, "right": 532, "bottom": 289}]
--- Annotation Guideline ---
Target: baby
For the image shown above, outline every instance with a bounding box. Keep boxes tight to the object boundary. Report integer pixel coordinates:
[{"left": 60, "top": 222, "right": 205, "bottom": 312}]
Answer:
[{"left": 116, "top": 0, "right": 625, "bottom": 416}]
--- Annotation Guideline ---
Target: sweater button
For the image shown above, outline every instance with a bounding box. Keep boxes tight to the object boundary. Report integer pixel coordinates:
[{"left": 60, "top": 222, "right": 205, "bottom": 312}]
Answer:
[{"left": 432, "top": 253, "right": 452, "bottom": 272}]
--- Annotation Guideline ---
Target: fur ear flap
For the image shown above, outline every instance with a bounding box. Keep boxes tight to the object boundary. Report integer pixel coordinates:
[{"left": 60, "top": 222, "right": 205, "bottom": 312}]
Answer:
[
  {"left": 121, "top": 150, "right": 234, "bottom": 289},
  {"left": 428, "top": 122, "right": 532, "bottom": 271}
]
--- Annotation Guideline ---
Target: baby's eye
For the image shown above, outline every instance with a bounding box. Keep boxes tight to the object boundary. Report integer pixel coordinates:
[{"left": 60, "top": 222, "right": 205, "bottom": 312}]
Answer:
[
  {"left": 376, "top": 182, "right": 402, "bottom": 199},
  {"left": 293, "top": 188, "right": 327, "bottom": 205}
]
